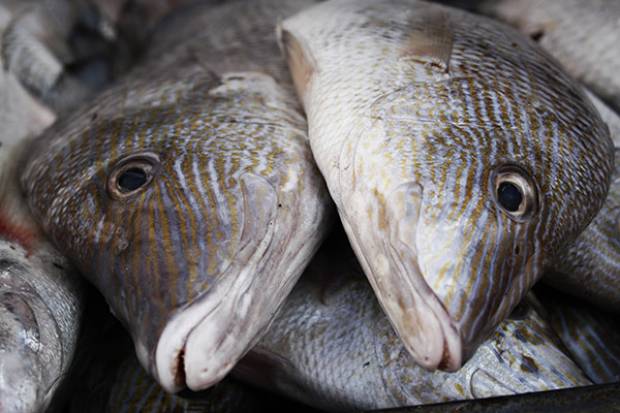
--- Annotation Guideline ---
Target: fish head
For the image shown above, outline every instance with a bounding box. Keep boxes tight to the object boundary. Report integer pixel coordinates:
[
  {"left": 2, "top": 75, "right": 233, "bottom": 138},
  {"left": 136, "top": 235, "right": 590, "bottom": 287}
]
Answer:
[
  {"left": 281, "top": 0, "right": 614, "bottom": 371},
  {"left": 21, "top": 70, "right": 329, "bottom": 392},
  {"left": 0, "top": 242, "right": 67, "bottom": 413},
  {"left": 355, "top": 77, "right": 612, "bottom": 372}
]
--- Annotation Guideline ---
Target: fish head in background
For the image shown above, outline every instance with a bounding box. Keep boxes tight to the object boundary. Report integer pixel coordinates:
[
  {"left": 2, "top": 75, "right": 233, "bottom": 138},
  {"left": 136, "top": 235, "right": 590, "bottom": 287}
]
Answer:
[
  {"left": 280, "top": 0, "right": 614, "bottom": 371},
  {"left": 20, "top": 68, "right": 331, "bottom": 392}
]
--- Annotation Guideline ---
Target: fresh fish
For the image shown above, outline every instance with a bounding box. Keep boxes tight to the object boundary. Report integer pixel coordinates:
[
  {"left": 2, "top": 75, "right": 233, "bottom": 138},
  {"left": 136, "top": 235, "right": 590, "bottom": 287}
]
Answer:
[
  {"left": 21, "top": 0, "right": 331, "bottom": 393},
  {"left": 0, "top": 239, "right": 83, "bottom": 413},
  {"left": 546, "top": 92, "right": 620, "bottom": 311},
  {"left": 235, "top": 241, "right": 591, "bottom": 412},
  {"left": 539, "top": 288, "right": 620, "bottom": 384},
  {"left": 480, "top": 0, "right": 620, "bottom": 112},
  {"left": 279, "top": 0, "right": 613, "bottom": 371}
]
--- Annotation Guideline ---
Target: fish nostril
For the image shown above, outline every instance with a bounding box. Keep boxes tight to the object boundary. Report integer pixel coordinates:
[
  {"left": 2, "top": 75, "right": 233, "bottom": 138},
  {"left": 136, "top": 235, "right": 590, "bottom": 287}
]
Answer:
[{"left": 530, "top": 29, "right": 545, "bottom": 42}]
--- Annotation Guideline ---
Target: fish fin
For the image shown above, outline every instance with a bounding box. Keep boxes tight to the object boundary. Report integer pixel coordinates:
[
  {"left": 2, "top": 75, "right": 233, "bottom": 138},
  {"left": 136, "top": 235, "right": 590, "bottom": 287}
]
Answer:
[
  {"left": 277, "top": 26, "right": 316, "bottom": 103},
  {"left": 237, "top": 173, "right": 278, "bottom": 259},
  {"left": 403, "top": 8, "right": 453, "bottom": 74}
]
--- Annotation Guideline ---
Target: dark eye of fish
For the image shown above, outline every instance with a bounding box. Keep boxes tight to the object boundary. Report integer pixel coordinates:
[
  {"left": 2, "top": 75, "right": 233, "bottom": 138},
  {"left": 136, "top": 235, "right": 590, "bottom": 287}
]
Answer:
[
  {"left": 108, "top": 152, "right": 160, "bottom": 199},
  {"left": 494, "top": 166, "right": 537, "bottom": 220},
  {"left": 118, "top": 168, "right": 148, "bottom": 192},
  {"left": 498, "top": 182, "right": 522, "bottom": 212}
]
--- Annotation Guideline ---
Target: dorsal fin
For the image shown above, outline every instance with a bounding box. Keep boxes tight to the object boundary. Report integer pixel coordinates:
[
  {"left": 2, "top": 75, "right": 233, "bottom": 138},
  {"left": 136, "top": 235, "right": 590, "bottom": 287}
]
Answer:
[{"left": 404, "top": 8, "right": 453, "bottom": 73}]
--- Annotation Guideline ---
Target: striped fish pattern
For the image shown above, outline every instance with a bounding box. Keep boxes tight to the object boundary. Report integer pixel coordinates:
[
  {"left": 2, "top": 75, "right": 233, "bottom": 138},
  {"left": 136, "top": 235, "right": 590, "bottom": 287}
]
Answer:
[
  {"left": 20, "top": 0, "right": 330, "bottom": 392},
  {"left": 481, "top": 0, "right": 620, "bottom": 112},
  {"left": 235, "top": 240, "right": 591, "bottom": 412},
  {"left": 547, "top": 91, "right": 620, "bottom": 312},
  {"left": 542, "top": 290, "right": 620, "bottom": 384},
  {"left": 280, "top": 0, "right": 613, "bottom": 371}
]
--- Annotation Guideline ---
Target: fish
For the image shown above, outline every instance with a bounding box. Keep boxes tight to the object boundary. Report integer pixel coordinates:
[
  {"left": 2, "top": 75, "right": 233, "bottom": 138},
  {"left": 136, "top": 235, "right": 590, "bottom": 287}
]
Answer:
[
  {"left": 0, "top": 239, "right": 84, "bottom": 413},
  {"left": 20, "top": 0, "right": 331, "bottom": 393},
  {"left": 479, "top": 0, "right": 620, "bottom": 112},
  {"left": 539, "top": 288, "right": 620, "bottom": 384},
  {"left": 279, "top": 0, "right": 614, "bottom": 371},
  {"left": 545, "top": 91, "right": 620, "bottom": 312},
  {"left": 234, "top": 239, "right": 591, "bottom": 412}
]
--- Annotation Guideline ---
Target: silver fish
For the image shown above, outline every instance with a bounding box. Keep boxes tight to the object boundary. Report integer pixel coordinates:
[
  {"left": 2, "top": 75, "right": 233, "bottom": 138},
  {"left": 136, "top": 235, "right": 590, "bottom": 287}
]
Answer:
[
  {"left": 279, "top": 0, "right": 613, "bottom": 371},
  {"left": 541, "top": 289, "right": 620, "bottom": 384},
  {"left": 235, "top": 241, "right": 591, "bottom": 412},
  {"left": 480, "top": 0, "right": 620, "bottom": 112},
  {"left": 0, "top": 238, "right": 83, "bottom": 413},
  {"left": 21, "top": 0, "right": 331, "bottom": 393},
  {"left": 546, "top": 91, "right": 620, "bottom": 312}
]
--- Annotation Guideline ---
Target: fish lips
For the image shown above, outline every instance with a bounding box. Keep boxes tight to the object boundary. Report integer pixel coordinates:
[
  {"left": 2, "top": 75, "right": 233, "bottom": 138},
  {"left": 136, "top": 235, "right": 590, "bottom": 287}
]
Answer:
[{"left": 349, "top": 181, "right": 540, "bottom": 372}]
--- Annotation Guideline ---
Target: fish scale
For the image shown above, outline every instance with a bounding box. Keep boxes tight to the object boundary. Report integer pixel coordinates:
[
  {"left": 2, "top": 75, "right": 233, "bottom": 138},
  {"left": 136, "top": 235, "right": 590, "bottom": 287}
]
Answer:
[
  {"left": 546, "top": 91, "right": 620, "bottom": 311},
  {"left": 281, "top": 0, "right": 613, "bottom": 372},
  {"left": 21, "top": 0, "right": 330, "bottom": 393}
]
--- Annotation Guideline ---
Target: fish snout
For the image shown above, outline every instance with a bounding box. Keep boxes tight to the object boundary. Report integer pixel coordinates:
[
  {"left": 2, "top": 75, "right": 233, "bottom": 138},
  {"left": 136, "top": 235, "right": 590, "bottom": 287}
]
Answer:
[{"left": 367, "top": 181, "right": 540, "bottom": 371}]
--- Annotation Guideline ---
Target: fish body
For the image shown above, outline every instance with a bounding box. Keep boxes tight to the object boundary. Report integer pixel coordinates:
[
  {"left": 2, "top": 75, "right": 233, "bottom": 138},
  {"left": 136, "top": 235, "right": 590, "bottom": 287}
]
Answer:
[
  {"left": 21, "top": 0, "right": 331, "bottom": 393},
  {"left": 235, "top": 242, "right": 591, "bottom": 412},
  {"left": 481, "top": 0, "right": 620, "bottom": 112},
  {"left": 280, "top": 0, "right": 613, "bottom": 370},
  {"left": 546, "top": 92, "right": 620, "bottom": 311},
  {"left": 0, "top": 237, "right": 83, "bottom": 413},
  {"left": 541, "top": 289, "right": 620, "bottom": 384}
]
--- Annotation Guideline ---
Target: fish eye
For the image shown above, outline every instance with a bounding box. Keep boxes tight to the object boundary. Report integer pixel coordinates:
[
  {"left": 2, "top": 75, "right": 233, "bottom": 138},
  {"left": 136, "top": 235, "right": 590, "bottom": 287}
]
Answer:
[
  {"left": 493, "top": 165, "right": 537, "bottom": 220},
  {"left": 108, "top": 152, "right": 160, "bottom": 199}
]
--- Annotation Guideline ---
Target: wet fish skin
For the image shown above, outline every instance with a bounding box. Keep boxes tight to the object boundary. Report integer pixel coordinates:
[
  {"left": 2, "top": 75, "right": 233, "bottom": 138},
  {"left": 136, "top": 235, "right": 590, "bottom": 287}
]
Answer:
[
  {"left": 280, "top": 0, "right": 613, "bottom": 372},
  {"left": 546, "top": 92, "right": 620, "bottom": 312},
  {"left": 540, "top": 288, "right": 620, "bottom": 384},
  {"left": 480, "top": 0, "right": 620, "bottom": 112},
  {"left": 235, "top": 243, "right": 591, "bottom": 412},
  {"left": 0, "top": 233, "right": 83, "bottom": 413},
  {"left": 21, "top": 0, "right": 330, "bottom": 393}
]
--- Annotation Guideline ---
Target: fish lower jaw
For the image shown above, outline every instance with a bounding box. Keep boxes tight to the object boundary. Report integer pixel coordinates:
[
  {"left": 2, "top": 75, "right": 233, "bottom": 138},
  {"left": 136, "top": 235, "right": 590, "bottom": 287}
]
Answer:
[
  {"left": 394, "top": 297, "right": 464, "bottom": 373},
  {"left": 154, "top": 295, "right": 239, "bottom": 393}
]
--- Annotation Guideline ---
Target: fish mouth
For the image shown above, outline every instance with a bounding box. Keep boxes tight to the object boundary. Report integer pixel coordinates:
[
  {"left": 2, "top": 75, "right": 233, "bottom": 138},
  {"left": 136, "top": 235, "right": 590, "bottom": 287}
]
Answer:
[
  {"left": 365, "top": 237, "right": 463, "bottom": 371},
  {"left": 153, "top": 268, "right": 257, "bottom": 392}
]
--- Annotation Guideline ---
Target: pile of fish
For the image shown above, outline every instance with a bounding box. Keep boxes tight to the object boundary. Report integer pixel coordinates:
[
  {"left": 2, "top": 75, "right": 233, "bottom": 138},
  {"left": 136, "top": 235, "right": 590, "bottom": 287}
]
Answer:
[{"left": 0, "top": 0, "right": 619, "bottom": 412}]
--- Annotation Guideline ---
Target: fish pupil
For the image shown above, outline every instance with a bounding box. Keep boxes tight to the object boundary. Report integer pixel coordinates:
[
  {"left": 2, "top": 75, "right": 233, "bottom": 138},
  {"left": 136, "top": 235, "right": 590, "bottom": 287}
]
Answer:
[
  {"left": 498, "top": 182, "right": 523, "bottom": 212},
  {"left": 117, "top": 168, "right": 148, "bottom": 192}
]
